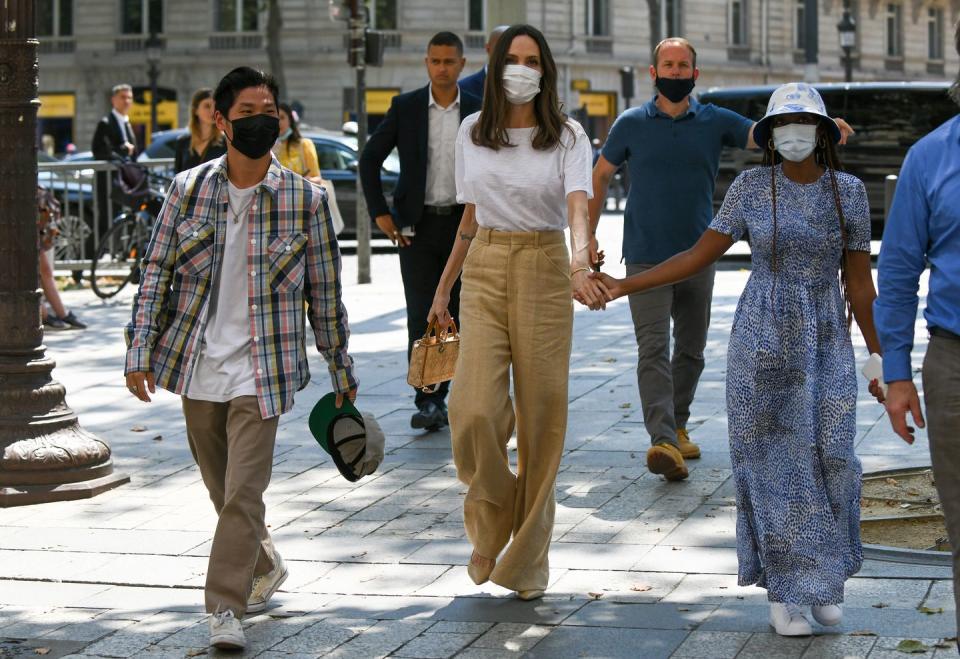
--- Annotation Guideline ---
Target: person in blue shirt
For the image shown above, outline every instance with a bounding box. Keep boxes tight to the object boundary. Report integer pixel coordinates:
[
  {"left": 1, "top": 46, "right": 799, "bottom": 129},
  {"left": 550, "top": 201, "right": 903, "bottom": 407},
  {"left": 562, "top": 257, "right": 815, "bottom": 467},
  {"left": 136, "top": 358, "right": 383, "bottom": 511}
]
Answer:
[
  {"left": 588, "top": 37, "right": 851, "bottom": 481},
  {"left": 874, "top": 20, "right": 960, "bottom": 642}
]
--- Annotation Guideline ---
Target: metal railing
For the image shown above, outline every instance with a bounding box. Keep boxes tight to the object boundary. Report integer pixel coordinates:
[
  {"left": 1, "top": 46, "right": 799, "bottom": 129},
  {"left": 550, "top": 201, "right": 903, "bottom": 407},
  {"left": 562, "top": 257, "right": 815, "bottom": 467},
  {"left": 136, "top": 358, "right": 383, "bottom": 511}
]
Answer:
[{"left": 37, "top": 158, "right": 174, "bottom": 273}]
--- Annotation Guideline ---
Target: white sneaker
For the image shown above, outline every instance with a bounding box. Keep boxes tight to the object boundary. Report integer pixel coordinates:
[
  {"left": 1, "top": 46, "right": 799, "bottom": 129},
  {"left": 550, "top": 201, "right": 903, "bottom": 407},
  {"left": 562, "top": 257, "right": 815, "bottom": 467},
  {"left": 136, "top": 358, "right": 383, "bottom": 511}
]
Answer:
[
  {"left": 247, "top": 551, "right": 288, "bottom": 614},
  {"left": 811, "top": 604, "right": 843, "bottom": 626},
  {"left": 769, "top": 602, "right": 813, "bottom": 636},
  {"left": 209, "top": 609, "right": 245, "bottom": 650}
]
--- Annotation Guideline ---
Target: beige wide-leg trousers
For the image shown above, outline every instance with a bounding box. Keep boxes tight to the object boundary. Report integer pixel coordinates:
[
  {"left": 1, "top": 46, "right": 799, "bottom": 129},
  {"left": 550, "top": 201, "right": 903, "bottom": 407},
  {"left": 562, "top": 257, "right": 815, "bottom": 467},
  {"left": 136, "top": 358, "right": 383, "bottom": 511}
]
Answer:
[
  {"left": 449, "top": 227, "right": 573, "bottom": 593},
  {"left": 182, "top": 395, "right": 279, "bottom": 617}
]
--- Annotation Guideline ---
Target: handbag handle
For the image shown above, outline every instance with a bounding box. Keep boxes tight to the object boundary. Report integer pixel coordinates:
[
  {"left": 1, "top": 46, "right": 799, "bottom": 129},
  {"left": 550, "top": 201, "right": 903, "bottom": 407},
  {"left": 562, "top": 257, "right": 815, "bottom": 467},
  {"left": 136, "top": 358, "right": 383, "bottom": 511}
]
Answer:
[{"left": 422, "top": 317, "right": 458, "bottom": 342}]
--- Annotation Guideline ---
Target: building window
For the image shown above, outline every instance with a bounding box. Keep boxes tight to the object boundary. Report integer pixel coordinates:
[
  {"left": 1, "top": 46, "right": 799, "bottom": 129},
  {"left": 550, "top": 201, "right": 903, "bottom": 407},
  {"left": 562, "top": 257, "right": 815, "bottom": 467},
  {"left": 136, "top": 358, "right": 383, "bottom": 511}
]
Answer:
[
  {"left": 121, "top": 0, "right": 162, "bottom": 34},
  {"left": 216, "top": 0, "right": 258, "bottom": 32},
  {"left": 885, "top": 3, "right": 903, "bottom": 57},
  {"left": 928, "top": 6, "right": 944, "bottom": 60},
  {"left": 369, "top": 0, "right": 397, "bottom": 31},
  {"left": 665, "top": 0, "right": 683, "bottom": 37},
  {"left": 468, "top": 0, "right": 484, "bottom": 32},
  {"left": 586, "top": 0, "right": 611, "bottom": 36},
  {"left": 38, "top": 0, "right": 73, "bottom": 37},
  {"left": 793, "top": 0, "right": 805, "bottom": 49},
  {"left": 729, "top": 0, "right": 747, "bottom": 45}
]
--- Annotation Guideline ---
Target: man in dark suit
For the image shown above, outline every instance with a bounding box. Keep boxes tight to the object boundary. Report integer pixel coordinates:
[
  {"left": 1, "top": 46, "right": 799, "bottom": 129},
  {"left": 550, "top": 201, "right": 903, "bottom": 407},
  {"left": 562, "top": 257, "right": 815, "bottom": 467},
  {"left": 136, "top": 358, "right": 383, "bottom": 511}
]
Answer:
[
  {"left": 458, "top": 25, "right": 508, "bottom": 98},
  {"left": 91, "top": 84, "right": 138, "bottom": 256},
  {"left": 360, "top": 31, "right": 481, "bottom": 432}
]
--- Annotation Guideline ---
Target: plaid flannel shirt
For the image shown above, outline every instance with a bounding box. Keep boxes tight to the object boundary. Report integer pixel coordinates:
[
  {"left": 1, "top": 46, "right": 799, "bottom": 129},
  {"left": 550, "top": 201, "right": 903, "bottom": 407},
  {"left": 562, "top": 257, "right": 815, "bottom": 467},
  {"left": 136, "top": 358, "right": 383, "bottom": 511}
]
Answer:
[{"left": 124, "top": 155, "right": 357, "bottom": 418}]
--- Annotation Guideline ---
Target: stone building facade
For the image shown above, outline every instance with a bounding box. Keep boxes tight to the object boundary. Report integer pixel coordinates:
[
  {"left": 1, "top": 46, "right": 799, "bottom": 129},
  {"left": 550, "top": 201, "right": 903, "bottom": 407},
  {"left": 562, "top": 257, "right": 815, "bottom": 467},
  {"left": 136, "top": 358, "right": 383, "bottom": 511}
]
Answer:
[{"left": 37, "top": 0, "right": 959, "bottom": 152}]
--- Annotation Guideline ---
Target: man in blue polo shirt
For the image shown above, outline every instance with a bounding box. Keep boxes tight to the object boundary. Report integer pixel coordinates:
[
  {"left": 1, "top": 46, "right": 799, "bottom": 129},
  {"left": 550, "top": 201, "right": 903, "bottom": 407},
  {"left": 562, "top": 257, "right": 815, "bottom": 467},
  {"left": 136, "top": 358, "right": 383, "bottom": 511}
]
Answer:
[
  {"left": 588, "top": 38, "right": 850, "bottom": 482},
  {"left": 874, "top": 19, "right": 960, "bottom": 639}
]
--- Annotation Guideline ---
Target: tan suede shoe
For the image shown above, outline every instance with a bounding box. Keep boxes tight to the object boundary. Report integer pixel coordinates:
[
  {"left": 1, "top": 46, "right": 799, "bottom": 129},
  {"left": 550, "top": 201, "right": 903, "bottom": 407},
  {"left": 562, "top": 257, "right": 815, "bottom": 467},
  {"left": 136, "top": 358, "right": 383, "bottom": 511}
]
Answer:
[
  {"left": 676, "top": 428, "right": 701, "bottom": 459},
  {"left": 646, "top": 443, "right": 689, "bottom": 481}
]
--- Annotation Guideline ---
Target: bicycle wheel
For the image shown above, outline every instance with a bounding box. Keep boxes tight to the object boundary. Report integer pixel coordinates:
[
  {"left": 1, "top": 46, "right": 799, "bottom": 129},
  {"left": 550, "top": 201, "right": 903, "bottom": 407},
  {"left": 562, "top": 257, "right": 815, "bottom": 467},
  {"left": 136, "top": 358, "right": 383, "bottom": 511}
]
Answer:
[{"left": 90, "top": 214, "right": 147, "bottom": 299}]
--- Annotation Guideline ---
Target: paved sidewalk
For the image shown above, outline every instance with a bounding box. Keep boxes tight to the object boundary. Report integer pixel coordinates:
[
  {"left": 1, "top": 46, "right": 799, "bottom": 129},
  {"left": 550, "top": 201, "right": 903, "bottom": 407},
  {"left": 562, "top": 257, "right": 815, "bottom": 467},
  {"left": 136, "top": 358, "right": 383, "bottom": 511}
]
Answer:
[{"left": 0, "top": 217, "right": 951, "bottom": 658}]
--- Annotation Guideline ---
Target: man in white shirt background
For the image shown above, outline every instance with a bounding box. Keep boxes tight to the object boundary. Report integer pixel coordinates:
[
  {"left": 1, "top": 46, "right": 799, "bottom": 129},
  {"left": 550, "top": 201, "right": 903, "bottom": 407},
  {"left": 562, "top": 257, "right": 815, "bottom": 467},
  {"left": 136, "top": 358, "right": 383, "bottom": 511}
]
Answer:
[{"left": 359, "top": 31, "right": 481, "bottom": 432}]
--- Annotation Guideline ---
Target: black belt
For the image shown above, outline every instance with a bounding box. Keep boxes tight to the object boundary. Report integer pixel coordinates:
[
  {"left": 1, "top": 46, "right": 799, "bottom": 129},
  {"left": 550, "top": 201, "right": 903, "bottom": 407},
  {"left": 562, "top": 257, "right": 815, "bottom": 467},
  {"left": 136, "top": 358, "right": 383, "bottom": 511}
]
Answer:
[
  {"left": 424, "top": 204, "right": 461, "bottom": 216},
  {"left": 930, "top": 327, "right": 960, "bottom": 341}
]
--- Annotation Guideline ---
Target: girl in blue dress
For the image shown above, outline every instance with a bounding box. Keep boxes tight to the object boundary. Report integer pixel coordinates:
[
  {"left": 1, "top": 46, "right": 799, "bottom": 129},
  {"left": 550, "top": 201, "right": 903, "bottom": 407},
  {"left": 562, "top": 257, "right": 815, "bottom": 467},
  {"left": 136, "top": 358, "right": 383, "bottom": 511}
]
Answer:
[{"left": 591, "top": 83, "right": 885, "bottom": 636}]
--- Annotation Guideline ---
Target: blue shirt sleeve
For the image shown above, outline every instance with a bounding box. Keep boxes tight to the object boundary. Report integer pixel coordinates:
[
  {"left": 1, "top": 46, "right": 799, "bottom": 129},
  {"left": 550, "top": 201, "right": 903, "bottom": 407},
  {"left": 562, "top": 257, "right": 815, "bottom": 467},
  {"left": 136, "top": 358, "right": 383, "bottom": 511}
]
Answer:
[
  {"left": 874, "top": 146, "right": 930, "bottom": 382},
  {"left": 842, "top": 176, "right": 871, "bottom": 252},
  {"left": 709, "top": 170, "right": 750, "bottom": 242},
  {"left": 601, "top": 111, "right": 632, "bottom": 167},
  {"left": 716, "top": 107, "right": 754, "bottom": 149}
]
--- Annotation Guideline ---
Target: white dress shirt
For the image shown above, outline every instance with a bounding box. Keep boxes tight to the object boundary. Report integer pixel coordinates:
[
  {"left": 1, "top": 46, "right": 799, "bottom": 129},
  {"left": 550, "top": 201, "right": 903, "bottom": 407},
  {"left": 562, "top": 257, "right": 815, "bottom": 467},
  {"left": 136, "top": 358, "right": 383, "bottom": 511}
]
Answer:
[
  {"left": 111, "top": 109, "right": 136, "bottom": 149},
  {"left": 424, "top": 84, "right": 460, "bottom": 206}
]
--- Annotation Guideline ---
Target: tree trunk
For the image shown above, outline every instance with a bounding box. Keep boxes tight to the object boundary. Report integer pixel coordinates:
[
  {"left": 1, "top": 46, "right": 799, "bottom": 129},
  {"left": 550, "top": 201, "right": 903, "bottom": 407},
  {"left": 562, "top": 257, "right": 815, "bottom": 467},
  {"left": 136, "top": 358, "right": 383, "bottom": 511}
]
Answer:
[{"left": 265, "top": 0, "right": 287, "bottom": 97}]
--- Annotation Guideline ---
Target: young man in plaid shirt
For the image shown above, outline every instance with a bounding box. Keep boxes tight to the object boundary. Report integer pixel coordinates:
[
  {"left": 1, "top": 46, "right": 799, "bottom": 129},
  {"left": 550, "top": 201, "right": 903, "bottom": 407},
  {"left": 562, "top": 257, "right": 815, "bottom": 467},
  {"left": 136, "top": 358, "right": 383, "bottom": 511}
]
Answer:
[{"left": 124, "top": 67, "right": 358, "bottom": 650}]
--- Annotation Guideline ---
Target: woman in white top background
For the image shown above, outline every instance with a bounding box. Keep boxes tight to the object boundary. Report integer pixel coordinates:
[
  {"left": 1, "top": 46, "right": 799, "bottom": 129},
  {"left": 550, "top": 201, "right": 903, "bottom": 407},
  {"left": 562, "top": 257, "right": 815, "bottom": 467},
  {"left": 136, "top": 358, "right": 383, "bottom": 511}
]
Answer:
[{"left": 428, "top": 24, "right": 605, "bottom": 600}]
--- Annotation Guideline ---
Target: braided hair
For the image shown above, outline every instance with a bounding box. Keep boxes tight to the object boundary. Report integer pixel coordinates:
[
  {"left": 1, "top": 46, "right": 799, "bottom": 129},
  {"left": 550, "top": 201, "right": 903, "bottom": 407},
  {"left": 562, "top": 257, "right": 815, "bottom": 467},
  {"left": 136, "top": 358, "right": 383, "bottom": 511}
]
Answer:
[{"left": 761, "top": 119, "right": 853, "bottom": 328}]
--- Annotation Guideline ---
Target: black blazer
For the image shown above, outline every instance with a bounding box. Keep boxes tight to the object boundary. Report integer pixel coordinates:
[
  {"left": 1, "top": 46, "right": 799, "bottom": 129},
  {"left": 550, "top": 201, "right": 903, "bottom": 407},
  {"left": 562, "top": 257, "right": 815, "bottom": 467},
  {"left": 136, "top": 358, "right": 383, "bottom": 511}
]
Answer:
[
  {"left": 91, "top": 112, "right": 136, "bottom": 161},
  {"left": 458, "top": 68, "right": 486, "bottom": 99},
  {"left": 359, "top": 85, "right": 482, "bottom": 229}
]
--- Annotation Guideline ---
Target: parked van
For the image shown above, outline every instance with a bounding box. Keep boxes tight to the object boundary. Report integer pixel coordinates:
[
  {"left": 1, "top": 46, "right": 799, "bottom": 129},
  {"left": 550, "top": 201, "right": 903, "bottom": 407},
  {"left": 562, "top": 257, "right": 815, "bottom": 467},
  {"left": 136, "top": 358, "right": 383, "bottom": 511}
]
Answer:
[{"left": 699, "top": 82, "right": 957, "bottom": 239}]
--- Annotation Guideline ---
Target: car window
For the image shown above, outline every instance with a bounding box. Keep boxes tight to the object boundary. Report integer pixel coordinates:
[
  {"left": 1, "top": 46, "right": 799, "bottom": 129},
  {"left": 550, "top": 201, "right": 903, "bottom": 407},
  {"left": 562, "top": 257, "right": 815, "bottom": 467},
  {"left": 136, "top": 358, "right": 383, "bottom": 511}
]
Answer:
[
  {"left": 314, "top": 141, "right": 350, "bottom": 170},
  {"left": 144, "top": 136, "right": 177, "bottom": 159},
  {"left": 831, "top": 89, "right": 956, "bottom": 149}
]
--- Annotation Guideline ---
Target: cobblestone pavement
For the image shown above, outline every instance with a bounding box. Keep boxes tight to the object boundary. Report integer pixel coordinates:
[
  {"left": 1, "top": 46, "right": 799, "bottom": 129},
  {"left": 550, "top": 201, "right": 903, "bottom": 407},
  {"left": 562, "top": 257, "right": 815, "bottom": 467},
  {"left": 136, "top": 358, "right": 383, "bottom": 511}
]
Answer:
[{"left": 0, "top": 217, "right": 951, "bottom": 658}]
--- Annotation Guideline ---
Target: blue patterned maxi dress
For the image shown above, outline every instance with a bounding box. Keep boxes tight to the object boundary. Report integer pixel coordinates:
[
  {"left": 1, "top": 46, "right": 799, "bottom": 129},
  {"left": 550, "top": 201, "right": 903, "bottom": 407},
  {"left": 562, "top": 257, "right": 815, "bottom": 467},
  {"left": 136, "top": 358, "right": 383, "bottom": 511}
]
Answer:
[{"left": 709, "top": 165, "right": 871, "bottom": 605}]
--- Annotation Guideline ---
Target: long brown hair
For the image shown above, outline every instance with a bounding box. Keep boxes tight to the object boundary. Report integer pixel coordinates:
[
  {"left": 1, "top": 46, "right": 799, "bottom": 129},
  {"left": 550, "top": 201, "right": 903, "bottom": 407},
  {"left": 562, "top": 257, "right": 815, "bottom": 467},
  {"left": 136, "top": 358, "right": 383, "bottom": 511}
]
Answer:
[
  {"left": 188, "top": 88, "right": 223, "bottom": 154},
  {"left": 471, "top": 24, "right": 571, "bottom": 151},
  {"left": 762, "top": 118, "right": 853, "bottom": 326}
]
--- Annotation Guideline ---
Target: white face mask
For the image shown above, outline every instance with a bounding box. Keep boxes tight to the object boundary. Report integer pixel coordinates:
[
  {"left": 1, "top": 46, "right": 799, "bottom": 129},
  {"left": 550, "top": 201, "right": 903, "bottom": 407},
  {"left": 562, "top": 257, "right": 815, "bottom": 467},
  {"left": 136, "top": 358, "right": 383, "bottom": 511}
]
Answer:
[
  {"left": 503, "top": 65, "right": 542, "bottom": 105},
  {"left": 772, "top": 123, "right": 817, "bottom": 162}
]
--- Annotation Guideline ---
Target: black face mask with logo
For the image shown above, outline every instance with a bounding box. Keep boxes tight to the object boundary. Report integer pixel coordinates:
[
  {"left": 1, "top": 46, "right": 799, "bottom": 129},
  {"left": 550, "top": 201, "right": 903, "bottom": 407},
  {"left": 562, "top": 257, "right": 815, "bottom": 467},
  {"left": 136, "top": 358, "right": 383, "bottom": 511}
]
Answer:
[
  {"left": 226, "top": 113, "right": 280, "bottom": 159},
  {"left": 655, "top": 76, "right": 696, "bottom": 103}
]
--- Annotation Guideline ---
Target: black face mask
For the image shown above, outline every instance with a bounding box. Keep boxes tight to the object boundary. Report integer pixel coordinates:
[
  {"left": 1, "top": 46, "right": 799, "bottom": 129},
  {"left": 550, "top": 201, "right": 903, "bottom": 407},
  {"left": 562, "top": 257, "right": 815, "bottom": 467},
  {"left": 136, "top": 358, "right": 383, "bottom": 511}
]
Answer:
[
  {"left": 655, "top": 76, "right": 696, "bottom": 103},
  {"left": 226, "top": 113, "right": 280, "bottom": 159}
]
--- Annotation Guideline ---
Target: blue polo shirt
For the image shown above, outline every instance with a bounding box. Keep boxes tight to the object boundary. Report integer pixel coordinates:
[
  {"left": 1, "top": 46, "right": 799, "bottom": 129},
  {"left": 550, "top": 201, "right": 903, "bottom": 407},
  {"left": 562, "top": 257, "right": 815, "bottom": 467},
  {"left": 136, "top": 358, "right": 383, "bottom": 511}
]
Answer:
[{"left": 602, "top": 96, "right": 753, "bottom": 264}]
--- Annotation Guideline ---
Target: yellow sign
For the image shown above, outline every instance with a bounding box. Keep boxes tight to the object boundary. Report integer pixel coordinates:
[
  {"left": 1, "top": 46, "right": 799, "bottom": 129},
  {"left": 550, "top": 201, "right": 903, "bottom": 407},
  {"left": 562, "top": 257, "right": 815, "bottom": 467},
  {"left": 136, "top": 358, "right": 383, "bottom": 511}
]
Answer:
[
  {"left": 579, "top": 92, "right": 615, "bottom": 117},
  {"left": 38, "top": 93, "right": 76, "bottom": 118},
  {"left": 570, "top": 78, "right": 591, "bottom": 92},
  {"left": 366, "top": 88, "right": 400, "bottom": 115},
  {"left": 130, "top": 92, "right": 179, "bottom": 142}
]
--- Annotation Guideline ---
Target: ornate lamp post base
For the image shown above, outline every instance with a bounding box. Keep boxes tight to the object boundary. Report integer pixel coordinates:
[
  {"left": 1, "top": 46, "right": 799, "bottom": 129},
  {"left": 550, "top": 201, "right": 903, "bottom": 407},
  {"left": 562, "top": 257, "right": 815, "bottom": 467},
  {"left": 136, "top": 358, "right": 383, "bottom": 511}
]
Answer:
[
  {"left": 0, "top": 3, "right": 128, "bottom": 507},
  {"left": 0, "top": 352, "right": 129, "bottom": 507}
]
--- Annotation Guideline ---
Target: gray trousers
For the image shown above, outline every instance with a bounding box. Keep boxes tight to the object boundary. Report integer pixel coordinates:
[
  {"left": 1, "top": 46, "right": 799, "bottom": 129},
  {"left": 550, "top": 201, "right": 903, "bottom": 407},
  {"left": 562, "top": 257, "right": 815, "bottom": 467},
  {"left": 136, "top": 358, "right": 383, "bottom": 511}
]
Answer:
[
  {"left": 626, "top": 263, "right": 716, "bottom": 447},
  {"left": 922, "top": 334, "right": 960, "bottom": 639}
]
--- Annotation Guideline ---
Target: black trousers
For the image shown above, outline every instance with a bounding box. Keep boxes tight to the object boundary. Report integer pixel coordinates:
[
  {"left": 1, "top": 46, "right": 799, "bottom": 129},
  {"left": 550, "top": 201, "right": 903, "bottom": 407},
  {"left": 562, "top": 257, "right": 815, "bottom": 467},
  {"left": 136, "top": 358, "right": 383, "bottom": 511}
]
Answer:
[{"left": 399, "top": 208, "right": 463, "bottom": 409}]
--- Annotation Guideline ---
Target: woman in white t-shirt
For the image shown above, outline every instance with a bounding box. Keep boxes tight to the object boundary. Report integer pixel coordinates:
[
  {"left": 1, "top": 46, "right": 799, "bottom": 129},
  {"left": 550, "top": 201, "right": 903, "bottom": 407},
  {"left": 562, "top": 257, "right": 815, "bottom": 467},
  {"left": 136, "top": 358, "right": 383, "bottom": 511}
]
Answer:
[{"left": 428, "top": 24, "right": 605, "bottom": 600}]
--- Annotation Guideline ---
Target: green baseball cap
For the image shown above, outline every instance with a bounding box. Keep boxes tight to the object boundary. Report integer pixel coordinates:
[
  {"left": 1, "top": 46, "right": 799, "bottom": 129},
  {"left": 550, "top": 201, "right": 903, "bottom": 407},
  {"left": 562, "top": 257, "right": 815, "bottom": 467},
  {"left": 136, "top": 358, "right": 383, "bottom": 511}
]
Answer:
[{"left": 308, "top": 393, "right": 385, "bottom": 482}]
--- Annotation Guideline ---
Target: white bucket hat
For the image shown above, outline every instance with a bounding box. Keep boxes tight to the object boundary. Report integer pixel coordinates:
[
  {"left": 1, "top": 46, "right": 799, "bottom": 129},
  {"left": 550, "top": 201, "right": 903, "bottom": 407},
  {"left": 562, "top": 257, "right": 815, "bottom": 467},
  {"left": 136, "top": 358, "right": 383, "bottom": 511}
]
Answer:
[{"left": 753, "top": 82, "right": 840, "bottom": 148}]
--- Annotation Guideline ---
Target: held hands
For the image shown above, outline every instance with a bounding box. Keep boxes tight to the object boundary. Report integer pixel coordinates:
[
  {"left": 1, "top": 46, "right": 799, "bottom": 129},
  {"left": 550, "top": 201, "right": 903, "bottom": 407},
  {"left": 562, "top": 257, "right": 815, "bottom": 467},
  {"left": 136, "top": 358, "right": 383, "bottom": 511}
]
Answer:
[
  {"left": 884, "top": 380, "right": 925, "bottom": 445},
  {"left": 573, "top": 272, "right": 626, "bottom": 309},
  {"left": 375, "top": 214, "right": 411, "bottom": 247}
]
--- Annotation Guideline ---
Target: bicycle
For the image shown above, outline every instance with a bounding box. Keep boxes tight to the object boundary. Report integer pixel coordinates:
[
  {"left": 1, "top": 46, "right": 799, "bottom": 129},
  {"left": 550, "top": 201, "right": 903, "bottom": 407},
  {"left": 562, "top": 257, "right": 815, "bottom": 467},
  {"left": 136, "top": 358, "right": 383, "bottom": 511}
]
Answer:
[{"left": 90, "top": 163, "right": 168, "bottom": 299}]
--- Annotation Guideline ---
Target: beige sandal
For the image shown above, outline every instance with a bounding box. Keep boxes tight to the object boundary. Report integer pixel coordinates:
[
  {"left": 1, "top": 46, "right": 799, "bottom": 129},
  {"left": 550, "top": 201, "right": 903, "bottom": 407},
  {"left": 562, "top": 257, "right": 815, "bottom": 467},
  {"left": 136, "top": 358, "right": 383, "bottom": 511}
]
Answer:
[{"left": 467, "top": 551, "right": 495, "bottom": 585}]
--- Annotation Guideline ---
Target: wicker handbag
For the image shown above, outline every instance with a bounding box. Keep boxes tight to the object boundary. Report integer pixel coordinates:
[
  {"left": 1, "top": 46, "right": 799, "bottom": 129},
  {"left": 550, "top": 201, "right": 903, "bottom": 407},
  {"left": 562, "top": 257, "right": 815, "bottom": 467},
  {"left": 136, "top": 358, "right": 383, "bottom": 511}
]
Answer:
[{"left": 407, "top": 319, "right": 460, "bottom": 393}]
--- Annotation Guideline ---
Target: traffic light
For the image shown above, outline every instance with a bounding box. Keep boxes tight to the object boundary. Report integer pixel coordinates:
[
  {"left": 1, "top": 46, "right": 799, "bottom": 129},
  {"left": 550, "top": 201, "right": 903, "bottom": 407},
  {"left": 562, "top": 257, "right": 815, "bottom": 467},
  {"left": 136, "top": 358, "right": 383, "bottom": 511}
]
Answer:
[{"left": 620, "top": 66, "right": 635, "bottom": 102}]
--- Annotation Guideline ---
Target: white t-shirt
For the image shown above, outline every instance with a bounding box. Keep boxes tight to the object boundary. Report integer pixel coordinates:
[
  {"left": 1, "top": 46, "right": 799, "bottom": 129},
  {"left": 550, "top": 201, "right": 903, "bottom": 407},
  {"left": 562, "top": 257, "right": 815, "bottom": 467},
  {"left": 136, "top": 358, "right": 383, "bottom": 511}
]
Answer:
[
  {"left": 455, "top": 112, "right": 593, "bottom": 232},
  {"left": 186, "top": 180, "right": 258, "bottom": 402}
]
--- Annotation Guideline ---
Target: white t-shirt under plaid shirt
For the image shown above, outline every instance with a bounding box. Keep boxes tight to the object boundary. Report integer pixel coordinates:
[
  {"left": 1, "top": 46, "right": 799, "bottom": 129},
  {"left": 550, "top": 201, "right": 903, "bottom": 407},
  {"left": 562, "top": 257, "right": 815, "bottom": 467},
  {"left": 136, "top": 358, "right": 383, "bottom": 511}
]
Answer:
[
  {"left": 454, "top": 112, "right": 593, "bottom": 232},
  {"left": 186, "top": 179, "right": 258, "bottom": 402}
]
